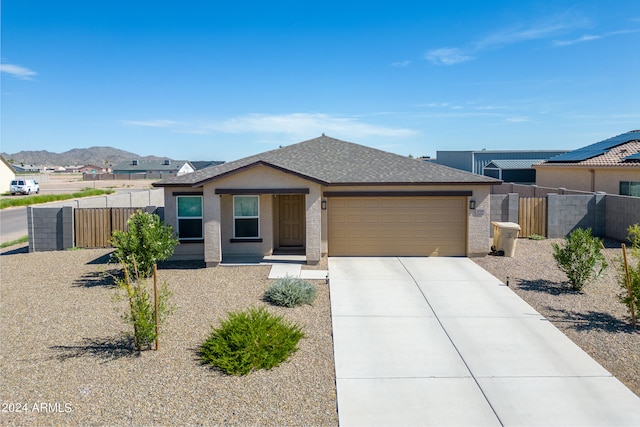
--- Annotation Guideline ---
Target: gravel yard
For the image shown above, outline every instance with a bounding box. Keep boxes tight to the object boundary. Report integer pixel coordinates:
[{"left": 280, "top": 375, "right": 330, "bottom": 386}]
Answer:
[
  {"left": 473, "top": 237, "right": 640, "bottom": 397},
  {"left": 2, "top": 237, "right": 638, "bottom": 426},
  {"left": 0, "top": 248, "right": 337, "bottom": 426}
]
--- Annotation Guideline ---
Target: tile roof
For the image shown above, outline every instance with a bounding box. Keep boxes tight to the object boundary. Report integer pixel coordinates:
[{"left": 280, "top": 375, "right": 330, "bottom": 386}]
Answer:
[
  {"left": 154, "top": 135, "right": 499, "bottom": 187},
  {"left": 538, "top": 131, "right": 640, "bottom": 168}
]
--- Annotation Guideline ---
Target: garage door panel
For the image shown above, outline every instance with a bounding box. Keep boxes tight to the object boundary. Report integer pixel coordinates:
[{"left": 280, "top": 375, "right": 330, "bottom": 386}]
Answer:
[{"left": 328, "top": 196, "right": 466, "bottom": 257}]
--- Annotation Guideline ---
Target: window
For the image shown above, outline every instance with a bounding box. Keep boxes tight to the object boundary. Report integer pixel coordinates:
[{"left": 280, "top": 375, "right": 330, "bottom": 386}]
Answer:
[
  {"left": 176, "top": 196, "right": 203, "bottom": 239},
  {"left": 233, "top": 195, "right": 259, "bottom": 238},
  {"left": 620, "top": 181, "right": 640, "bottom": 197}
]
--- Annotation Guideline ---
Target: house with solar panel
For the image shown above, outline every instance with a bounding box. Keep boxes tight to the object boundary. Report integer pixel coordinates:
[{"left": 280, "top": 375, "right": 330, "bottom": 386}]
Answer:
[
  {"left": 434, "top": 149, "right": 568, "bottom": 184},
  {"left": 534, "top": 130, "right": 640, "bottom": 197}
]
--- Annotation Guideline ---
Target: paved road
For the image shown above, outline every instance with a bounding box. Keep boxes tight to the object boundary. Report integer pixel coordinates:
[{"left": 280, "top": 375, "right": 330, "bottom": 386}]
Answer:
[{"left": 0, "top": 207, "right": 27, "bottom": 245}]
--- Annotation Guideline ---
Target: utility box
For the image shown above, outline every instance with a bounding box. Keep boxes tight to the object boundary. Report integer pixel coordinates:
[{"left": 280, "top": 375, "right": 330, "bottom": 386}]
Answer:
[{"left": 491, "top": 222, "right": 521, "bottom": 257}]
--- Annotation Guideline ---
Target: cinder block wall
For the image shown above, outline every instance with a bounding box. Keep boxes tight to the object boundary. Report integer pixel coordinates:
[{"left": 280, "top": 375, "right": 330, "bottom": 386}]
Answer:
[
  {"left": 546, "top": 193, "right": 606, "bottom": 238},
  {"left": 606, "top": 195, "right": 640, "bottom": 242},
  {"left": 27, "top": 206, "right": 74, "bottom": 251}
]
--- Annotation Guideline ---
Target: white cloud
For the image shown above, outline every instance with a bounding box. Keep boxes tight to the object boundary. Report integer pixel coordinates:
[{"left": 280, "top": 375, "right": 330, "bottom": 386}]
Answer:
[
  {"left": 552, "top": 29, "right": 640, "bottom": 47},
  {"left": 122, "top": 119, "right": 178, "bottom": 128},
  {"left": 0, "top": 63, "right": 37, "bottom": 80},
  {"left": 426, "top": 10, "right": 591, "bottom": 65},
  {"left": 425, "top": 48, "right": 473, "bottom": 65},
  {"left": 206, "top": 113, "right": 418, "bottom": 138},
  {"left": 390, "top": 60, "right": 412, "bottom": 67},
  {"left": 122, "top": 113, "right": 418, "bottom": 140}
]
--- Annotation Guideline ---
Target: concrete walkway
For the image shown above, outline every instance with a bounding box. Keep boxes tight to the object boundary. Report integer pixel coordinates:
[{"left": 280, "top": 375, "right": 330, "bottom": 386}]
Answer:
[{"left": 329, "top": 257, "right": 640, "bottom": 427}]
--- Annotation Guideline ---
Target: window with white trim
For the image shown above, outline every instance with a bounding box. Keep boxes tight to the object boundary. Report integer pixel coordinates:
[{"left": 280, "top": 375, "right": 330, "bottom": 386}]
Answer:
[
  {"left": 176, "top": 196, "right": 203, "bottom": 239},
  {"left": 233, "top": 195, "right": 260, "bottom": 238}
]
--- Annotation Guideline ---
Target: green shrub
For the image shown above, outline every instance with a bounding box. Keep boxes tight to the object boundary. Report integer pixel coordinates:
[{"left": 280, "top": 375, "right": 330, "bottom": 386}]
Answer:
[
  {"left": 618, "top": 224, "right": 640, "bottom": 324},
  {"left": 552, "top": 228, "right": 607, "bottom": 291},
  {"left": 264, "top": 275, "right": 317, "bottom": 307},
  {"left": 114, "top": 264, "right": 174, "bottom": 351},
  {"left": 110, "top": 211, "right": 179, "bottom": 278},
  {"left": 528, "top": 234, "right": 546, "bottom": 240},
  {"left": 199, "top": 307, "right": 304, "bottom": 375}
]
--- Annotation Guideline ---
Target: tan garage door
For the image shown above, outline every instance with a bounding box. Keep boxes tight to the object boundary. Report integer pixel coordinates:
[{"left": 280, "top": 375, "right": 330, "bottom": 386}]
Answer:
[{"left": 328, "top": 197, "right": 467, "bottom": 256}]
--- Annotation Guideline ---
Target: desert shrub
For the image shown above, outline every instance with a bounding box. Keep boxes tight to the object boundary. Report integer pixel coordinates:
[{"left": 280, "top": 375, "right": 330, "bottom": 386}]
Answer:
[
  {"left": 552, "top": 228, "right": 607, "bottom": 291},
  {"left": 199, "top": 307, "right": 304, "bottom": 375},
  {"left": 264, "top": 275, "right": 317, "bottom": 307},
  {"left": 528, "top": 234, "right": 546, "bottom": 240},
  {"left": 618, "top": 224, "right": 640, "bottom": 323},
  {"left": 110, "top": 211, "right": 179, "bottom": 278},
  {"left": 114, "top": 264, "right": 174, "bottom": 351}
]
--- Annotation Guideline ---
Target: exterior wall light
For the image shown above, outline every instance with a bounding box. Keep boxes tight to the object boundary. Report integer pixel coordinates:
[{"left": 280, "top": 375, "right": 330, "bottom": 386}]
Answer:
[
  {"left": 321, "top": 200, "right": 327, "bottom": 210},
  {"left": 469, "top": 200, "right": 476, "bottom": 210}
]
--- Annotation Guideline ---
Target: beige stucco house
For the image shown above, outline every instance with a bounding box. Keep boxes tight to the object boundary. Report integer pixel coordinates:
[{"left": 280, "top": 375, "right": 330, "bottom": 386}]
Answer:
[
  {"left": 1, "top": 156, "right": 17, "bottom": 194},
  {"left": 535, "top": 130, "right": 640, "bottom": 196},
  {"left": 153, "top": 135, "right": 500, "bottom": 266}
]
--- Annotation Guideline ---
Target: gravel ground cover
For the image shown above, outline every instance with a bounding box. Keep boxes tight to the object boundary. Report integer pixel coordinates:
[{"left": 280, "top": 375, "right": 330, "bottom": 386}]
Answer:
[
  {"left": 472, "top": 237, "right": 640, "bottom": 397},
  {"left": 0, "top": 248, "right": 337, "bottom": 426}
]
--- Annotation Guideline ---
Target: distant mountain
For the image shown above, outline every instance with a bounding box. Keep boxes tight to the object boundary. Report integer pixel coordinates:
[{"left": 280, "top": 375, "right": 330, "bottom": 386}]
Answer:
[{"left": 0, "top": 146, "right": 168, "bottom": 168}]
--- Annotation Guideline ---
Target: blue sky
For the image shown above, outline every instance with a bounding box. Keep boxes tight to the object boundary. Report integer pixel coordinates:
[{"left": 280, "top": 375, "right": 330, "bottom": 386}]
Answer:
[{"left": 2, "top": 0, "right": 639, "bottom": 162}]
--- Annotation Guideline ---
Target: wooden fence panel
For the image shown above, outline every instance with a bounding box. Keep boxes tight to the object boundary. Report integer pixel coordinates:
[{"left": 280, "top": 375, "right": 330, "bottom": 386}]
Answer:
[
  {"left": 75, "top": 208, "right": 111, "bottom": 248},
  {"left": 111, "top": 208, "right": 140, "bottom": 234},
  {"left": 519, "top": 197, "right": 547, "bottom": 237},
  {"left": 75, "top": 208, "right": 141, "bottom": 248}
]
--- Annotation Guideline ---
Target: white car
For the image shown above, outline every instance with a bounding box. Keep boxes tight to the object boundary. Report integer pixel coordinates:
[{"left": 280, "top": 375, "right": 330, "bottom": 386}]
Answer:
[{"left": 10, "top": 179, "right": 40, "bottom": 195}]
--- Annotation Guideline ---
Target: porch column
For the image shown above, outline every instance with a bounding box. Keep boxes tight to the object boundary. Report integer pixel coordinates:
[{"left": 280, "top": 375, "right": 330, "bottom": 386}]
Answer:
[
  {"left": 305, "top": 186, "right": 322, "bottom": 265},
  {"left": 204, "top": 192, "right": 222, "bottom": 267}
]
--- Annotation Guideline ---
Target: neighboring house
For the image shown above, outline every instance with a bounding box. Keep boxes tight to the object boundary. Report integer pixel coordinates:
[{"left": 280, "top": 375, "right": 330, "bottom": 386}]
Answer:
[
  {"left": 1, "top": 156, "right": 17, "bottom": 194},
  {"left": 434, "top": 150, "right": 568, "bottom": 180},
  {"left": 534, "top": 130, "right": 640, "bottom": 196},
  {"left": 78, "top": 164, "right": 109, "bottom": 174},
  {"left": 112, "top": 159, "right": 195, "bottom": 176},
  {"left": 191, "top": 161, "right": 225, "bottom": 170},
  {"left": 153, "top": 135, "right": 500, "bottom": 266},
  {"left": 482, "top": 159, "right": 542, "bottom": 184}
]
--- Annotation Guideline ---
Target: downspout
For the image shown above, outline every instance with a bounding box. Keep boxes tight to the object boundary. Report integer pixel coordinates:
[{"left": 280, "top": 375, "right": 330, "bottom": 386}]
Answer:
[{"left": 589, "top": 169, "right": 595, "bottom": 192}]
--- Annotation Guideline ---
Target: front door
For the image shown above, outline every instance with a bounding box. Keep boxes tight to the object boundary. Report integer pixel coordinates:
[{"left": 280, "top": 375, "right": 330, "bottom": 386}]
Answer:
[{"left": 279, "top": 195, "right": 305, "bottom": 247}]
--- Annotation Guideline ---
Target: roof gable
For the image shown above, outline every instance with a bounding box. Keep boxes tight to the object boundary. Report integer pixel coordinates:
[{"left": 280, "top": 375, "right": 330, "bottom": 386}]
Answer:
[{"left": 154, "top": 135, "right": 499, "bottom": 187}]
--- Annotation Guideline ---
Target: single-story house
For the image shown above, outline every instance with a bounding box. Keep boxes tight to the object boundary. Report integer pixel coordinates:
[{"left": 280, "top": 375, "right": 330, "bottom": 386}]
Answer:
[
  {"left": 112, "top": 159, "right": 195, "bottom": 176},
  {"left": 534, "top": 130, "right": 640, "bottom": 196},
  {"left": 78, "top": 164, "right": 110, "bottom": 174},
  {"left": 191, "top": 161, "right": 225, "bottom": 170},
  {"left": 1, "top": 156, "right": 17, "bottom": 194},
  {"left": 153, "top": 135, "right": 501, "bottom": 266}
]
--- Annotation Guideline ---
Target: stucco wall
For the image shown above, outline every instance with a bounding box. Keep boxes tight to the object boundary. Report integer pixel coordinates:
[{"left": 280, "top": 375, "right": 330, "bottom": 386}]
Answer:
[{"left": 536, "top": 166, "right": 640, "bottom": 194}]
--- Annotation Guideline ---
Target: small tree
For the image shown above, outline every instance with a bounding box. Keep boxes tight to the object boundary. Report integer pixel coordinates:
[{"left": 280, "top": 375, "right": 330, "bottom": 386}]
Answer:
[
  {"left": 552, "top": 228, "right": 608, "bottom": 291},
  {"left": 110, "top": 211, "right": 179, "bottom": 278},
  {"left": 618, "top": 224, "right": 640, "bottom": 325},
  {"left": 114, "top": 261, "right": 174, "bottom": 351}
]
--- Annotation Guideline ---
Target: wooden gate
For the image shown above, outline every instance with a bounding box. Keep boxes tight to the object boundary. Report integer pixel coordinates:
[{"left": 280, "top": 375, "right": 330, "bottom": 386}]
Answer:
[
  {"left": 75, "top": 208, "right": 141, "bottom": 248},
  {"left": 518, "top": 197, "right": 547, "bottom": 237}
]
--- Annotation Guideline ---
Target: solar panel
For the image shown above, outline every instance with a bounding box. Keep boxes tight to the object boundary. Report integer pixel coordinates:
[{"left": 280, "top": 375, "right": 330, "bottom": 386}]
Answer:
[
  {"left": 547, "top": 131, "right": 640, "bottom": 162},
  {"left": 624, "top": 152, "right": 640, "bottom": 161}
]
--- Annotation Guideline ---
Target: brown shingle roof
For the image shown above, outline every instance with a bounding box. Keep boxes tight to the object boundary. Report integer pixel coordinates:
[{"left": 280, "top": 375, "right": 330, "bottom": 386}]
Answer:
[{"left": 154, "top": 135, "right": 499, "bottom": 187}]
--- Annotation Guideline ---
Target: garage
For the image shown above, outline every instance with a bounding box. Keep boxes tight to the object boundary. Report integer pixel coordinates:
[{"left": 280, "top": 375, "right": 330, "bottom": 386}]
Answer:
[{"left": 327, "top": 196, "right": 467, "bottom": 256}]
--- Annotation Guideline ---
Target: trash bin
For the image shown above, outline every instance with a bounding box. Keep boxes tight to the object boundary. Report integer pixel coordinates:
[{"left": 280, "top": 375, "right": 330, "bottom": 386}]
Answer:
[{"left": 491, "top": 221, "right": 521, "bottom": 257}]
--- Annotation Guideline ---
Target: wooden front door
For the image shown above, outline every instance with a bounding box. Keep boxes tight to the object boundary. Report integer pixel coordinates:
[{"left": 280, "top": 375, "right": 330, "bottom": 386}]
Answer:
[{"left": 279, "top": 195, "right": 305, "bottom": 247}]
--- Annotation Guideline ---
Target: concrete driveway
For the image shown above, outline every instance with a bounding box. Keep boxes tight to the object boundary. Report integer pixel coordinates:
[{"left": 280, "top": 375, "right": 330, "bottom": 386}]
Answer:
[{"left": 329, "top": 257, "right": 640, "bottom": 427}]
